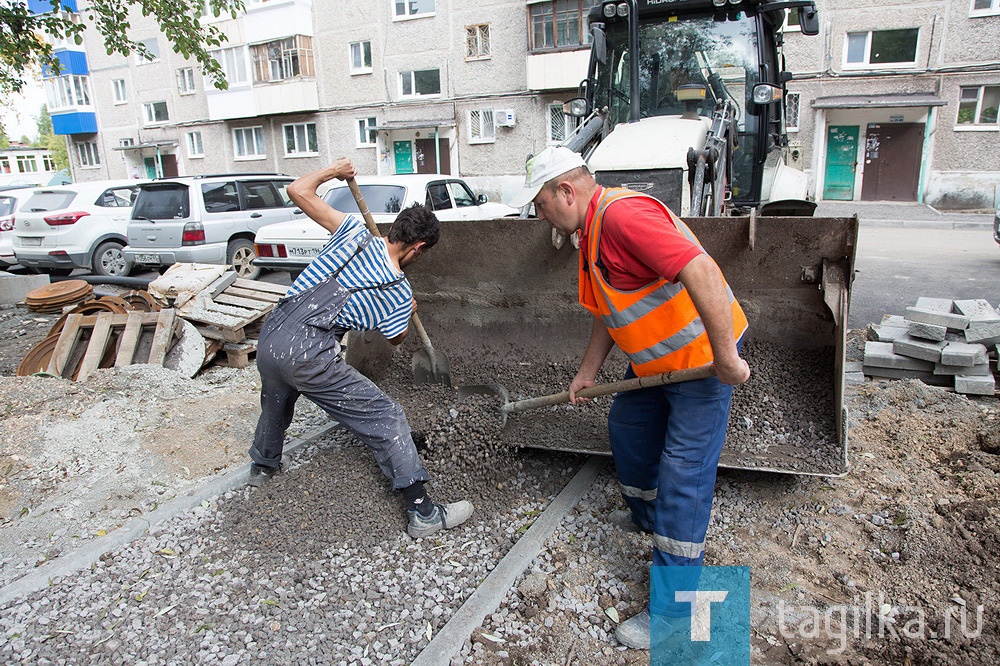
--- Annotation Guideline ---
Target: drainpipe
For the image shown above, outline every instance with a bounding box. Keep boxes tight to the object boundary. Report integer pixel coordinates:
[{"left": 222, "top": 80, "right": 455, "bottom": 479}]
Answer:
[
  {"left": 433, "top": 127, "right": 441, "bottom": 174},
  {"left": 917, "top": 106, "right": 936, "bottom": 205}
]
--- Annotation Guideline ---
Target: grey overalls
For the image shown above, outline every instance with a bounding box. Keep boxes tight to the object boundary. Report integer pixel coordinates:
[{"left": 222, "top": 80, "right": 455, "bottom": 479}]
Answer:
[{"left": 248, "top": 236, "right": 430, "bottom": 489}]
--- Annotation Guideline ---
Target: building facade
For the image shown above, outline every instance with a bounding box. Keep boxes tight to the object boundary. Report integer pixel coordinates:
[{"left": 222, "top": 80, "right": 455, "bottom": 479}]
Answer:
[
  {"left": 39, "top": 0, "right": 595, "bottom": 201},
  {"left": 0, "top": 146, "right": 58, "bottom": 188},
  {"left": 783, "top": 0, "right": 1000, "bottom": 209}
]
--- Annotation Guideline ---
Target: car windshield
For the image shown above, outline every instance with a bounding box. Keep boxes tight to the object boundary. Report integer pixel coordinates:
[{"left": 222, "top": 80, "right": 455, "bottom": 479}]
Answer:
[
  {"left": 326, "top": 185, "right": 405, "bottom": 214},
  {"left": 132, "top": 184, "right": 191, "bottom": 219},
  {"left": 23, "top": 191, "right": 76, "bottom": 212}
]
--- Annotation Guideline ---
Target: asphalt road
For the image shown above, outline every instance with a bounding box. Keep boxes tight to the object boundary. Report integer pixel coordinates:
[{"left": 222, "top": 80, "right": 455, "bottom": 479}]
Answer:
[{"left": 849, "top": 226, "right": 1000, "bottom": 328}]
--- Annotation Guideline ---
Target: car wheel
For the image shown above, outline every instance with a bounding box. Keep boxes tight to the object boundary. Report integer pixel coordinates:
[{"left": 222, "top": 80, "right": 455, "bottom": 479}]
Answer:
[
  {"left": 92, "top": 241, "right": 133, "bottom": 277},
  {"left": 227, "top": 238, "right": 261, "bottom": 280}
]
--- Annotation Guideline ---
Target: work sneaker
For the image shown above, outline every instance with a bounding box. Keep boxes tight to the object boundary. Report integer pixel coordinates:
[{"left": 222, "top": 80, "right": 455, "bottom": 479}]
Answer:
[
  {"left": 248, "top": 462, "right": 281, "bottom": 487},
  {"left": 407, "top": 500, "right": 474, "bottom": 538},
  {"left": 614, "top": 608, "right": 682, "bottom": 650},
  {"left": 608, "top": 509, "right": 649, "bottom": 534}
]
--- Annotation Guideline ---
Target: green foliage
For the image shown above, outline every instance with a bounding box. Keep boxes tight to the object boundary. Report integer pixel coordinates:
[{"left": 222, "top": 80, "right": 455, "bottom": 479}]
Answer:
[
  {"left": 36, "top": 105, "right": 52, "bottom": 148},
  {"left": 46, "top": 127, "right": 70, "bottom": 172},
  {"left": 0, "top": 0, "right": 243, "bottom": 97}
]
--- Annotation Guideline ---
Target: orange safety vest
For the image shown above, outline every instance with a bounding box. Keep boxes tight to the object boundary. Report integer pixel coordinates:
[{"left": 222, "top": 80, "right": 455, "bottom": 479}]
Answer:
[{"left": 578, "top": 188, "right": 748, "bottom": 376}]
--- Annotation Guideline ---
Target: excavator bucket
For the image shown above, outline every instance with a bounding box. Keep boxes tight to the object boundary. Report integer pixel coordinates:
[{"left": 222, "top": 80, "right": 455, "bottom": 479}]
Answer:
[{"left": 404, "top": 215, "right": 858, "bottom": 477}]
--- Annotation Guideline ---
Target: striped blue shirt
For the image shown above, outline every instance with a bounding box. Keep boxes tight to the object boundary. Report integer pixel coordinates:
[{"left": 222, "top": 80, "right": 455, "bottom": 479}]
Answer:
[{"left": 286, "top": 215, "right": 413, "bottom": 338}]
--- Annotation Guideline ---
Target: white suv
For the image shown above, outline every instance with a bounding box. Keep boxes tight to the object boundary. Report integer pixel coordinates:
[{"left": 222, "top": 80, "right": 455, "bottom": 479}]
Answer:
[
  {"left": 12, "top": 180, "right": 147, "bottom": 277},
  {"left": 0, "top": 187, "right": 38, "bottom": 269},
  {"left": 125, "top": 173, "right": 302, "bottom": 280}
]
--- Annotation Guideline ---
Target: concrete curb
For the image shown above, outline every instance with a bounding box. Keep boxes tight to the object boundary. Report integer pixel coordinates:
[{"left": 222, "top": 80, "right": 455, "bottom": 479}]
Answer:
[
  {"left": 411, "top": 455, "right": 607, "bottom": 666},
  {"left": 0, "top": 420, "right": 341, "bottom": 607}
]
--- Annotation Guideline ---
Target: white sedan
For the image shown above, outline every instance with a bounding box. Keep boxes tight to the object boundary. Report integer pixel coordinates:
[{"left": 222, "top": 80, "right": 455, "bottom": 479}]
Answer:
[{"left": 253, "top": 174, "right": 518, "bottom": 273}]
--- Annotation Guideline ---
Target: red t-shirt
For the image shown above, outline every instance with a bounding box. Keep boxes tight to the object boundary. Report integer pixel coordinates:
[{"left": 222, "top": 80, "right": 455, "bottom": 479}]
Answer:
[{"left": 580, "top": 189, "right": 704, "bottom": 291}]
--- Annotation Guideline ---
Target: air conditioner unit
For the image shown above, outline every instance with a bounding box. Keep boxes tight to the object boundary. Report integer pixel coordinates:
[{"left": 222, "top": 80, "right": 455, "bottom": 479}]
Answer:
[{"left": 494, "top": 109, "right": 516, "bottom": 127}]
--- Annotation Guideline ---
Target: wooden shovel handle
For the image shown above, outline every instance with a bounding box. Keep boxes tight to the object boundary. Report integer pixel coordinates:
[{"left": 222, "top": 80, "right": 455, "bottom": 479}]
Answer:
[
  {"left": 504, "top": 365, "right": 717, "bottom": 415},
  {"left": 346, "top": 177, "right": 433, "bottom": 353}
]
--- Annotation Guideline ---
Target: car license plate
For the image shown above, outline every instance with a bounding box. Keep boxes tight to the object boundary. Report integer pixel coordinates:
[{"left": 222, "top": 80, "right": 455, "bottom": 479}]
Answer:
[
  {"left": 135, "top": 253, "right": 160, "bottom": 263},
  {"left": 288, "top": 247, "right": 320, "bottom": 257},
  {"left": 20, "top": 237, "right": 42, "bottom": 247}
]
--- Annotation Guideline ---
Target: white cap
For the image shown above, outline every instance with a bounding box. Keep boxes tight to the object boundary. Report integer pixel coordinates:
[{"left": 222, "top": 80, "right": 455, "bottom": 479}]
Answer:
[{"left": 507, "top": 146, "right": 587, "bottom": 209}]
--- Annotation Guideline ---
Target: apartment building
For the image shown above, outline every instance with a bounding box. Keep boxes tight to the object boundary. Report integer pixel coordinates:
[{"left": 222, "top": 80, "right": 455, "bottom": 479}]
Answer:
[
  {"left": 37, "top": 0, "right": 595, "bottom": 196},
  {"left": 782, "top": 0, "right": 1000, "bottom": 209}
]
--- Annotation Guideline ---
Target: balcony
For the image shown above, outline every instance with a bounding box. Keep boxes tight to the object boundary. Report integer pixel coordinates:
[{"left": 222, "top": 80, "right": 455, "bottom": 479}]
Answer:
[
  {"left": 243, "top": 0, "right": 314, "bottom": 42},
  {"left": 207, "top": 80, "right": 318, "bottom": 120},
  {"left": 526, "top": 49, "right": 590, "bottom": 91}
]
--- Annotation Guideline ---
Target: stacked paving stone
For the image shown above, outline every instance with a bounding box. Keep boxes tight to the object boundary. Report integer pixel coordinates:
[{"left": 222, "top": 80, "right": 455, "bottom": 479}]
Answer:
[{"left": 862, "top": 297, "right": 999, "bottom": 396}]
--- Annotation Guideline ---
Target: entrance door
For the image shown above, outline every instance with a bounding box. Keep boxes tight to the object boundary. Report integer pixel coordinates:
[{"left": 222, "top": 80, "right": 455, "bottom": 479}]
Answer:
[
  {"left": 861, "top": 123, "right": 923, "bottom": 202},
  {"left": 144, "top": 157, "right": 157, "bottom": 179},
  {"left": 823, "top": 126, "right": 859, "bottom": 201},
  {"left": 415, "top": 138, "right": 451, "bottom": 174},
  {"left": 393, "top": 141, "right": 414, "bottom": 174},
  {"left": 160, "top": 154, "right": 178, "bottom": 178}
]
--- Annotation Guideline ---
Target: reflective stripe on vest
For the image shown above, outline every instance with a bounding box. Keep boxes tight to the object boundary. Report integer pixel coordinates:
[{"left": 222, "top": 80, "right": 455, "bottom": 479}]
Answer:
[{"left": 579, "top": 188, "right": 747, "bottom": 375}]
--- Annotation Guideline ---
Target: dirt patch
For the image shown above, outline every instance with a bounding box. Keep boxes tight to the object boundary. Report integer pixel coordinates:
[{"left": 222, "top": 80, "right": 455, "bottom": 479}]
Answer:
[{"left": 0, "top": 301, "right": 999, "bottom": 663}]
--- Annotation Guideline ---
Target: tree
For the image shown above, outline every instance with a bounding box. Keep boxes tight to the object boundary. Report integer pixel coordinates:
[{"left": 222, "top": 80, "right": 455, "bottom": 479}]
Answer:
[
  {"left": 0, "top": 0, "right": 243, "bottom": 99},
  {"left": 0, "top": 125, "right": 9, "bottom": 149},
  {"left": 47, "top": 131, "right": 69, "bottom": 172},
  {"left": 36, "top": 104, "right": 51, "bottom": 148}
]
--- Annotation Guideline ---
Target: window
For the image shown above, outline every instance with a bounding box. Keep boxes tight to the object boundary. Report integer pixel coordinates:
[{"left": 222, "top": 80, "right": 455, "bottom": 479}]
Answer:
[
  {"left": 971, "top": 0, "right": 1000, "bottom": 17},
  {"left": 16, "top": 156, "right": 38, "bottom": 173},
  {"left": 529, "top": 1, "right": 591, "bottom": 51},
  {"left": 136, "top": 38, "right": 160, "bottom": 64},
  {"left": 187, "top": 131, "right": 205, "bottom": 157},
  {"left": 119, "top": 138, "right": 135, "bottom": 147},
  {"left": 142, "top": 101, "right": 169, "bottom": 125},
  {"left": 845, "top": 29, "right": 918, "bottom": 68},
  {"left": 283, "top": 122, "right": 318, "bottom": 155},
  {"left": 42, "top": 156, "right": 56, "bottom": 171},
  {"left": 785, "top": 92, "right": 801, "bottom": 132},
  {"left": 394, "top": 0, "right": 434, "bottom": 20},
  {"left": 350, "top": 41, "right": 372, "bottom": 74},
  {"left": 957, "top": 85, "right": 1000, "bottom": 127},
  {"left": 357, "top": 117, "right": 378, "bottom": 146},
  {"left": 233, "top": 126, "right": 265, "bottom": 158},
  {"left": 400, "top": 69, "right": 441, "bottom": 98},
  {"left": 466, "top": 24, "right": 490, "bottom": 60},
  {"left": 44, "top": 75, "right": 91, "bottom": 109},
  {"left": 469, "top": 109, "right": 495, "bottom": 143},
  {"left": 77, "top": 142, "right": 100, "bottom": 167},
  {"left": 239, "top": 181, "right": 284, "bottom": 210},
  {"left": 448, "top": 181, "right": 477, "bottom": 208},
  {"left": 782, "top": 8, "right": 801, "bottom": 33},
  {"left": 112, "top": 79, "right": 127, "bottom": 104},
  {"left": 0, "top": 157, "right": 9, "bottom": 173},
  {"left": 548, "top": 103, "right": 580, "bottom": 143},
  {"left": 202, "top": 181, "right": 240, "bottom": 213},
  {"left": 251, "top": 36, "right": 315, "bottom": 82},
  {"left": 177, "top": 68, "right": 196, "bottom": 94},
  {"left": 213, "top": 45, "right": 249, "bottom": 86}
]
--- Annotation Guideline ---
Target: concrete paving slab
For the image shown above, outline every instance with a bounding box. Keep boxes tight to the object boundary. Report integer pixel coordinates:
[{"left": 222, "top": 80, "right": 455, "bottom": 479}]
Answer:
[
  {"left": 863, "top": 365, "right": 952, "bottom": 387},
  {"left": 904, "top": 307, "right": 970, "bottom": 330},
  {"left": 892, "top": 335, "right": 947, "bottom": 363},
  {"left": 915, "top": 297, "right": 954, "bottom": 312},
  {"left": 908, "top": 321, "right": 947, "bottom": 341},
  {"left": 865, "top": 341, "right": 935, "bottom": 370},
  {"left": 934, "top": 362, "right": 992, "bottom": 376},
  {"left": 955, "top": 374, "right": 996, "bottom": 396},
  {"left": 941, "top": 342, "right": 988, "bottom": 367}
]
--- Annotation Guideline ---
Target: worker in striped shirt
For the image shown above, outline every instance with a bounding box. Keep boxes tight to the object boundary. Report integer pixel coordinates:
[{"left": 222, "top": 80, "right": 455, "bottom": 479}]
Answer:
[{"left": 248, "top": 158, "right": 474, "bottom": 539}]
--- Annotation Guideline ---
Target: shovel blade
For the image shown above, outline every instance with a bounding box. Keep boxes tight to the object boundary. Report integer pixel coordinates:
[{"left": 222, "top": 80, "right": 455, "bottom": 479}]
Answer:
[
  {"left": 412, "top": 349, "right": 452, "bottom": 387},
  {"left": 345, "top": 330, "right": 395, "bottom": 381}
]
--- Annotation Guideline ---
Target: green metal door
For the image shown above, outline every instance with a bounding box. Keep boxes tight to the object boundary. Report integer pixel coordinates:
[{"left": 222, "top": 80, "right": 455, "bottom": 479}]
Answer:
[
  {"left": 823, "top": 126, "right": 859, "bottom": 201},
  {"left": 393, "top": 141, "right": 414, "bottom": 174},
  {"left": 144, "top": 157, "right": 158, "bottom": 179}
]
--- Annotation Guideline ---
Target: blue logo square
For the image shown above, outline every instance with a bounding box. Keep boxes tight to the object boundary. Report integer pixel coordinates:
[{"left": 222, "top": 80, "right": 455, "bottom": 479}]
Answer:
[{"left": 650, "top": 565, "right": 750, "bottom": 665}]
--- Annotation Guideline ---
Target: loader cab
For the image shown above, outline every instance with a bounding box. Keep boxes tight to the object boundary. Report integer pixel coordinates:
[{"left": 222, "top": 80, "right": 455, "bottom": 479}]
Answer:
[{"left": 578, "top": 0, "right": 810, "bottom": 211}]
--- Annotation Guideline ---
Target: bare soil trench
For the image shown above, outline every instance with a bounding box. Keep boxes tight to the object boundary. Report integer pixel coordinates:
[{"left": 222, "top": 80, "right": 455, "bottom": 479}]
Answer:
[{"left": 0, "top": 297, "right": 998, "bottom": 664}]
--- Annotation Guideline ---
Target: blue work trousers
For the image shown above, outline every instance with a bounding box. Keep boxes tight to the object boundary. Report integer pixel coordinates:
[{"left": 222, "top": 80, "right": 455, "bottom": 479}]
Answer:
[{"left": 608, "top": 361, "right": 735, "bottom": 616}]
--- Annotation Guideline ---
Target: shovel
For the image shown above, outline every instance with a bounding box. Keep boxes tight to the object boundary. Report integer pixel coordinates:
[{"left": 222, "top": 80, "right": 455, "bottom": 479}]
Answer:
[
  {"left": 345, "top": 177, "right": 452, "bottom": 387},
  {"left": 458, "top": 364, "right": 716, "bottom": 427}
]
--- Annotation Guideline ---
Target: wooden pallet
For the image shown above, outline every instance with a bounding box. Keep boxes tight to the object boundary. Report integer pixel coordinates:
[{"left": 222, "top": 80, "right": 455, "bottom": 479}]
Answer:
[
  {"left": 213, "top": 339, "right": 258, "bottom": 369},
  {"left": 47, "top": 309, "right": 183, "bottom": 381},
  {"left": 177, "top": 273, "right": 285, "bottom": 343}
]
